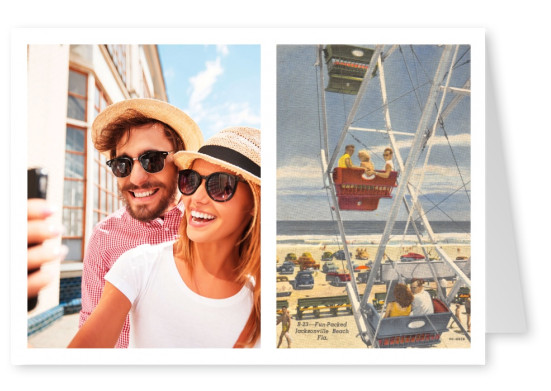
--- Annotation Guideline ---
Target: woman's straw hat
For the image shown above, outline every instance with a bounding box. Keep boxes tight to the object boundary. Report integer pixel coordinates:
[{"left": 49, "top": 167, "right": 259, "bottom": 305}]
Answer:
[
  {"left": 174, "top": 126, "right": 260, "bottom": 185},
  {"left": 91, "top": 98, "right": 204, "bottom": 151}
]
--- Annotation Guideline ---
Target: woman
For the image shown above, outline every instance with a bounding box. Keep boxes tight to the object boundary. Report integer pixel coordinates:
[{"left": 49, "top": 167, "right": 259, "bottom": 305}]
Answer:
[
  {"left": 358, "top": 149, "right": 375, "bottom": 180},
  {"left": 68, "top": 126, "right": 260, "bottom": 348},
  {"left": 383, "top": 283, "right": 414, "bottom": 318}
]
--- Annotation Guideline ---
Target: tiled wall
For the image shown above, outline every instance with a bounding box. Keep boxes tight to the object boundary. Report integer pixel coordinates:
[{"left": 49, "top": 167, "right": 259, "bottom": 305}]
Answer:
[{"left": 27, "top": 277, "right": 82, "bottom": 336}]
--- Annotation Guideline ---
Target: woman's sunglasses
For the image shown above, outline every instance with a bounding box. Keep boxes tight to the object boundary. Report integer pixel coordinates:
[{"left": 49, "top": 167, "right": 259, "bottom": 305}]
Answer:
[
  {"left": 178, "top": 169, "right": 243, "bottom": 202},
  {"left": 106, "top": 151, "right": 171, "bottom": 178}
]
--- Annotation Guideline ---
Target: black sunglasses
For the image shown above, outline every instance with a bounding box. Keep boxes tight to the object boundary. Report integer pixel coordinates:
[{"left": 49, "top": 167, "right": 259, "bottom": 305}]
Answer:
[
  {"left": 106, "top": 151, "right": 171, "bottom": 178},
  {"left": 178, "top": 169, "right": 244, "bottom": 202}
]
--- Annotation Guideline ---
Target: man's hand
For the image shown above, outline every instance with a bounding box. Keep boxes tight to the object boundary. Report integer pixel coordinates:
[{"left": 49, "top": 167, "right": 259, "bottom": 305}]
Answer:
[{"left": 28, "top": 199, "right": 67, "bottom": 298}]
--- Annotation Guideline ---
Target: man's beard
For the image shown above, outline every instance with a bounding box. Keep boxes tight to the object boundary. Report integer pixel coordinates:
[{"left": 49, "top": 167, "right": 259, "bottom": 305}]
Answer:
[{"left": 119, "top": 180, "right": 178, "bottom": 222}]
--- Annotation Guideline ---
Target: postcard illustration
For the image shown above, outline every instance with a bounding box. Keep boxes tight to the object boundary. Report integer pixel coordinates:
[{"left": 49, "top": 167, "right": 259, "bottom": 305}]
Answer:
[{"left": 276, "top": 44, "right": 473, "bottom": 349}]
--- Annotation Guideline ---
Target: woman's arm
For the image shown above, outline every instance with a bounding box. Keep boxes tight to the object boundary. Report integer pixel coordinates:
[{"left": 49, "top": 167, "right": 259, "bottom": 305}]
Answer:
[{"left": 68, "top": 282, "right": 131, "bottom": 348}]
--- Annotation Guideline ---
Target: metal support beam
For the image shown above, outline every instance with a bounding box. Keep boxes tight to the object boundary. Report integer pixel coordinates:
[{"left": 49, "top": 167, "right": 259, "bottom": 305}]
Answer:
[
  {"left": 361, "top": 45, "right": 456, "bottom": 310},
  {"left": 349, "top": 126, "right": 415, "bottom": 137},
  {"left": 327, "top": 45, "right": 383, "bottom": 170},
  {"left": 320, "top": 151, "right": 361, "bottom": 298},
  {"left": 317, "top": 45, "right": 329, "bottom": 163}
]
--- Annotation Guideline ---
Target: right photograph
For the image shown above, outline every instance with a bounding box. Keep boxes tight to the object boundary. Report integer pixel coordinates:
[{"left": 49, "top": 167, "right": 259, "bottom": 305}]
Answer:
[{"left": 276, "top": 44, "right": 471, "bottom": 349}]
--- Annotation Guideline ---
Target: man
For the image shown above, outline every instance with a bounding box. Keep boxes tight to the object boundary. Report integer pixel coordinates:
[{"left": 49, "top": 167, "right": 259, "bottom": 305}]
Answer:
[
  {"left": 79, "top": 98, "right": 203, "bottom": 348},
  {"left": 277, "top": 306, "right": 292, "bottom": 348},
  {"left": 374, "top": 147, "right": 394, "bottom": 179},
  {"left": 410, "top": 278, "right": 434, "bottom": 316},
  {"left": 338, "top": 145, "right": 355, "bottom": 168}
]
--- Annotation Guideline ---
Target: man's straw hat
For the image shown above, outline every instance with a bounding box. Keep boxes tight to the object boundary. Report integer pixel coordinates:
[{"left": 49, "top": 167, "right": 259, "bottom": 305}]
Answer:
[
  {"left": 174, "top": 126, "right": 260, "bottom": 185},
  {"left": 92, "top": 98, "right": 203, "bottom": 151}
]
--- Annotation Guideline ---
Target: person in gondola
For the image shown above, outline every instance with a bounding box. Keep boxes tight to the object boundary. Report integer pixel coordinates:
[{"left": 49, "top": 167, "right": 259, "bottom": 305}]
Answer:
[
  {"left": 373, "top": 147, "right": 394, "bottom": 179},
  {"left": 68, "top": 126, "right": 261, "bottom": 348},
  {"left": 338, "top": 144, "right": 356, "bottom": 168},
  {"left": 383, "top": 283, "right": 414, "bottom": 318},
  {"left": 410, "top": 278, "right": 434, "bottom": 316},
  {"left": 358, "top": 149, "right": 375, "bottom": 180}
]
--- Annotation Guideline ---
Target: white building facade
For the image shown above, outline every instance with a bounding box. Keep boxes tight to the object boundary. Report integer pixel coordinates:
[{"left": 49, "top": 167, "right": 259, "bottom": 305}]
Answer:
[{"left": 27, "top": 44, "right": 167, "bottom": 326}]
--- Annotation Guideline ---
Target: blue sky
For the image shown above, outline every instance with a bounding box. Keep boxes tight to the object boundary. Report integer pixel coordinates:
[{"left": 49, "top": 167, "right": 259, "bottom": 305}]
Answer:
[
  {"left": 158, "top": 45, "right": 260, "bottom": 141},
  {"left": 277, "top": 44, "right": 471, "bottom": 222}
]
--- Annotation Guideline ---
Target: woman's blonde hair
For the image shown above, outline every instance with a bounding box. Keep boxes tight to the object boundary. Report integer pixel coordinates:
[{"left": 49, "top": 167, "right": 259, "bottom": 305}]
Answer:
[
  {"left": 358, "top": 149, "right": 370, "bottom": 161},
  {"left": 173, "top": 176, "right": 261, "bottom": 348}
]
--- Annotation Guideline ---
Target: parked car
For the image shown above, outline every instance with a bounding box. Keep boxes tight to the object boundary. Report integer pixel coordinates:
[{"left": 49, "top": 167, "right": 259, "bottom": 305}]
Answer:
[
  {"left": 322, "top": 261, "right": 339, "bottom": 273},
  {"left": 453, "top": 287, "right": 471, "bottom": 304},
  {"left": 332, "top": 249, "right": 352, "bottom": 261},
  {"left": 372, "top": 292, "right": 386, "bottom": 310},
  {"left": 400, "top": 252, "right": 425, "bottom": 262},
  {"left": 293, "top": 270, "right": 314, "bottom": 289},
  {"left": 298, "top": 252, "right": 320, "bottom": 270},
  {"left": 276, "top": 283, "right": 292, "bottom": 297},
  {"left": 357, "top": 267, "right": 382, "bottom": 284},
  {"left": 357, "top": 270, "right": 370, "bottom": 283},
  {"left": 285, "top": 252, "right": 298, "bottom": 264},
  {"left": 355, "top": 248, "right": 369, "bottom": 260},
  {"left": 326, "top": 272, "right": 351, "bottom": 286},
  {"left": 321, "top": 251, "right": 333, "bottom": 261},
  {"left": 276, "top": 260, "right": 295, "bottom": 274}
]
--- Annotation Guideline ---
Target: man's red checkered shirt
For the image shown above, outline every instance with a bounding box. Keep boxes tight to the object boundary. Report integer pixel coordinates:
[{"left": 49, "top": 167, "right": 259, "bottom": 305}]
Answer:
[{"left": 79, "top": 202, "right": 184, "bottom": 348}]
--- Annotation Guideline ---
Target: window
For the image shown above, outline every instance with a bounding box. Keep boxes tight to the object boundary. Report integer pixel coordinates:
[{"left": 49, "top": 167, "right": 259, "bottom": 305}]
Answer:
[
  {"left": 92, "top": 84, "right": 121, "bottom": 226},
  {"left": 106, "top": 45, "right": 127, "bottom": 85},
  {"left": 92, "top": 149, "right": 122, "bottom": 226},
  {"left": 62, "top": 124, "right": 86, "bottom": 262},
  {"left": 67, "top": 69, "right": 87, "bottom": 121},
  {"left": 142, "top": 69, "right": 152, "bottom": 98},
  {"left": 63, "top": 68, "right": 91, "bottom": 262}
]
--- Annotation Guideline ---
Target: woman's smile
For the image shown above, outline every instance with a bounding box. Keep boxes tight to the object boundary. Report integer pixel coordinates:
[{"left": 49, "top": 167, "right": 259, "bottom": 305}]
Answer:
[{"left": 189, "top": 209, "right": 217, "bottom": 226}]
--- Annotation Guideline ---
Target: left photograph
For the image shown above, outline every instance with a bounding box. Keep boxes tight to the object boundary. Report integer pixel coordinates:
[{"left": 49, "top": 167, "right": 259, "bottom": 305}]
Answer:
[{"left": 26, "top": 44, "right": 261, "bottom": 348}]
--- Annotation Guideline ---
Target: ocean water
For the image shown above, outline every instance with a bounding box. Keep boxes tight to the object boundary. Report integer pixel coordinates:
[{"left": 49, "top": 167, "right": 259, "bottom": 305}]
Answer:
[{"left": 277, "top": 220, "right": 470, "bottom": 246}]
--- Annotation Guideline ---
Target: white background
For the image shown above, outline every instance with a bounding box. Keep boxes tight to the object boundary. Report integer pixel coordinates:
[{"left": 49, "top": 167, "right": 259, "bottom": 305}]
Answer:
[{"left": 2, "top": 1, "right": 549, "bottom": 389}]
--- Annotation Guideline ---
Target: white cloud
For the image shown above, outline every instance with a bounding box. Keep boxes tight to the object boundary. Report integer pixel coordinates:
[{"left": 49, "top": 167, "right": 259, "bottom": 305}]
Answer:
[
  {"left": 276, "top": 153, "right": 470, "bottom": 200},
  {"left": 409, "top": 168, "right": 471, "bottom": 196},
  {"left": 217, "top": 45, "right": 229, "bottom": 56},
  {"left": 163, "top": 66, "right": 175, "bottom": 82},
  {"left": 362, "top": 132, "right": 470, "bottom": 157},
  {"left": 210, "top": 102, "right": 261, "bottom": 130},
  {"left": 187, "top": 57, "right": 224, "bottom": 114},
  {"left": 187, "top": 101, "right": 261, "bottom": 139},
  {"left": 277, "top": 156, "right": 326, "bottom": 195},
  {"left": 184, "top": 51, "right": 260, "bottom": 138}
]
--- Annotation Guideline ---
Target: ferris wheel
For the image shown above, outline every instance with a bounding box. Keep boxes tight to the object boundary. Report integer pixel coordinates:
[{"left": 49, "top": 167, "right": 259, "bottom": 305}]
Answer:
[{"left": 317, "top": 44, "right": 472, "bottom": 348}]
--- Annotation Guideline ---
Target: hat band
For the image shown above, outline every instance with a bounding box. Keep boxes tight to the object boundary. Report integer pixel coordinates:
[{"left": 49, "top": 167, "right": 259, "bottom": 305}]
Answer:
[{"left": 198, "top": 145, "right": 260, "bottom": 178}]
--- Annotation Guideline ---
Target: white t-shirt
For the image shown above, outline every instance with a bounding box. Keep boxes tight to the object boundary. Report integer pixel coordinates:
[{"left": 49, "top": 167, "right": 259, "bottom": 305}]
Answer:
[
  {"left": 105, "top": 241, "right": 254, "bottom": 348},
  {"left": 410, "top": 290, "right": 434, "bottom": 316}
]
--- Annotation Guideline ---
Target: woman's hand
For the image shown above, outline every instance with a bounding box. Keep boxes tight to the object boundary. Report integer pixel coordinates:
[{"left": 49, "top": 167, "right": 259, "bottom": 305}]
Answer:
[{"left": 68, "top": 282, "right": 131, "bottom": 348}]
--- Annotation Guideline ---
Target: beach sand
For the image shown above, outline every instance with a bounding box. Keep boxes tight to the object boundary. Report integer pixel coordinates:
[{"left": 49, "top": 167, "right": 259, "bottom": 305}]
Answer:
[{"left": 275, "top": 244, "right": 471, "bottom": 349}]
